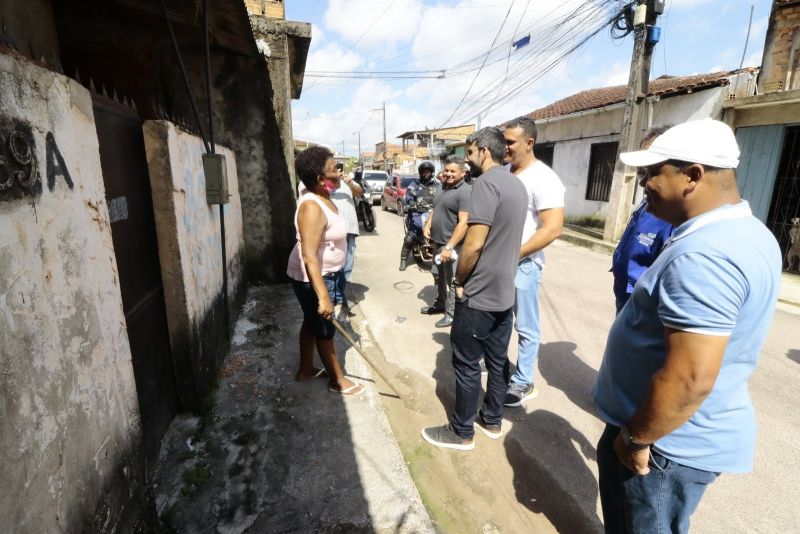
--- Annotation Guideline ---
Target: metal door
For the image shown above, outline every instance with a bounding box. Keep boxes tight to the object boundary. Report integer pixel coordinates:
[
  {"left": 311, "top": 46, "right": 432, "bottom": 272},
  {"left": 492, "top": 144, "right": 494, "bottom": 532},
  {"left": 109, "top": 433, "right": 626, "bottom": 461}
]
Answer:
[
  {"left": 93, "top": 93, "right": 179, "bottom": 474},
  {"left": 766, "top": 125, "right": 800, "bottom": 273}
]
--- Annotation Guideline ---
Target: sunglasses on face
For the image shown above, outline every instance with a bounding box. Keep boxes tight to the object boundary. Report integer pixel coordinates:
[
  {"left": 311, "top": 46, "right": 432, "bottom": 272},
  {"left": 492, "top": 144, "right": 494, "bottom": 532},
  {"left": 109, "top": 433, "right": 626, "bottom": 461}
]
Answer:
[{"left": 637, "top": 160, "right": 693, "bottom": 182}]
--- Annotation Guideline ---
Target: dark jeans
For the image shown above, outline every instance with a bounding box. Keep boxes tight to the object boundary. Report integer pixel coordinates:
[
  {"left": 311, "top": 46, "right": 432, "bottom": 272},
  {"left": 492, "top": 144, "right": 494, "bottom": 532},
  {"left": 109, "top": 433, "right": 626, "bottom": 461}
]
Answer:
[
  {"left": 450, "top": 299, "right": 513, "bottom": 439},
  {"left": 597, "top": 424, "right": 719, "bottom": 534},
  {"left": 291, "top": 271, "right": 342, "bottom": 340},
  {"left": 432, "top": 244, "right": 458, "bottom": 318}
]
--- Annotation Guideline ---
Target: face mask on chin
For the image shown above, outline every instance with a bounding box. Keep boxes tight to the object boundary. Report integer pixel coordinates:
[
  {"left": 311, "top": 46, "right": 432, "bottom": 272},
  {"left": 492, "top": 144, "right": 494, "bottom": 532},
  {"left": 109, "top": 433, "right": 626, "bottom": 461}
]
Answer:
[{"left": 322, "top": 178, "right": 337, "bottom": 193}]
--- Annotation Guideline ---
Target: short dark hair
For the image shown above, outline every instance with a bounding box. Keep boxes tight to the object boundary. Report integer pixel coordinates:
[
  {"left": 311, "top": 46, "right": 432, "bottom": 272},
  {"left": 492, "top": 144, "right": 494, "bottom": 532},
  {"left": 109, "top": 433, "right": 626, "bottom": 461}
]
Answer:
[
  {"left": 444, "top": 155, "right": 464, "bottom": 166},
  {"left": 504, "top": 116, "right": 537, "bottom": 142},
  {"left": 296, "top": 146, "right": 334, "bottom": 189},
  {"left": 466, "top": 127, "right": 506, "bottom": 164},
  {"left": 641, "top": 124, "right": 672, "bottom": 147}
]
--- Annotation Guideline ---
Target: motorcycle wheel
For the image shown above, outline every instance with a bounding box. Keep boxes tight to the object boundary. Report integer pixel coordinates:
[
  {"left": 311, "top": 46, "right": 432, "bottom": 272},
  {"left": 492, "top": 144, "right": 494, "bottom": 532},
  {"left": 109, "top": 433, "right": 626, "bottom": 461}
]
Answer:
[
  {"left": 417, "top": 240, "right": 435, "bottom": 270},
  {"left": 364, "top": 206, "right": 376, "bottom": 232}
]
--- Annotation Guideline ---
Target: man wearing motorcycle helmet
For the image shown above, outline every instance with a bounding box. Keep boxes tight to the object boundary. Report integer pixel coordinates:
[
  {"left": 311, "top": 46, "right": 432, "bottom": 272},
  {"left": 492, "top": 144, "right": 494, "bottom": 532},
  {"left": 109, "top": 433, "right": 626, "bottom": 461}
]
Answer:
[{"left": 399, "top": 160, "right": 441, "bottom": 271}]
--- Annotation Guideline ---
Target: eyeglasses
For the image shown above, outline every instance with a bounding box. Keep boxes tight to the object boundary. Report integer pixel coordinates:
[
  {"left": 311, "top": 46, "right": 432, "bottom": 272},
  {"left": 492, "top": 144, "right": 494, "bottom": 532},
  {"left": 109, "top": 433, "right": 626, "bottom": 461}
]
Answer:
[{"left": 638, "top": 160, "right": 693, "bottom": 183}]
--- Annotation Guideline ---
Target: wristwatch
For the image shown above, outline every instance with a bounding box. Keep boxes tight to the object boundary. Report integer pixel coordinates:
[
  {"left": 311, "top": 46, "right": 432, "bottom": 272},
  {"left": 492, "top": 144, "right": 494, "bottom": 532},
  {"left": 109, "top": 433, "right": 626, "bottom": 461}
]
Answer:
[
  {"left": 620, "top": 425, "right": 650, "bottom": 451},
  {"left": 445, "top": 244, "right": 453, "bottom": 251}
]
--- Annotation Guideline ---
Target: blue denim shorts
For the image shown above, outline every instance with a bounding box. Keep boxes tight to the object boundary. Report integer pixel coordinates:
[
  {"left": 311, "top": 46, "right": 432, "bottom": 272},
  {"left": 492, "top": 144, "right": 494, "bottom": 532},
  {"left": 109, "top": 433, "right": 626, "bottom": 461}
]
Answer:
[{"left": 291, "top": 271, "right": 342, "bottom": 340}]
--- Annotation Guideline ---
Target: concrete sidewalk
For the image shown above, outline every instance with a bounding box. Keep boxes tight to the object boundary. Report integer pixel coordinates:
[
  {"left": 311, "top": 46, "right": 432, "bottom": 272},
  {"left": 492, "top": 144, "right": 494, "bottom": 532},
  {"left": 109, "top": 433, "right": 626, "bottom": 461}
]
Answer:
[
  {"left": 152, "top": 285, "right": 433, "bottom": 533},
  {"left": 561, "top": 227, "right": 800, "bottom": 309}
]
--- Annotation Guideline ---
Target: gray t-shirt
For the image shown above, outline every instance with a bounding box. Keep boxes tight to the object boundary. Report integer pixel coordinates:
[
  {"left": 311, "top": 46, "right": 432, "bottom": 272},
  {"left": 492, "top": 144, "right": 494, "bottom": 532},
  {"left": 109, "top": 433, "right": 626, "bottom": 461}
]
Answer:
[
  {"left": 464, "top": 166, "right": 527, "bottom": 311},
  {"left": 431, "top": 180, "right": 472, "bottom": 245}
]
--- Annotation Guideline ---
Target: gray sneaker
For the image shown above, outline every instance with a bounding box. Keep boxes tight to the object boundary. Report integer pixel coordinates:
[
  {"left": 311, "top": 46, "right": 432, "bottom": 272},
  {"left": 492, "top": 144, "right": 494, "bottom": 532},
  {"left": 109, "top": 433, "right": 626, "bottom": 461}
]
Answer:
[
  {"left": 504, "top": 383, "right": 539, "bottom": 407},
  {"left": 475, "top": 416, "right": 502, "bottom": 439},
  {"left": 421, "top": 424, "right": 475, "bottom": 451}
]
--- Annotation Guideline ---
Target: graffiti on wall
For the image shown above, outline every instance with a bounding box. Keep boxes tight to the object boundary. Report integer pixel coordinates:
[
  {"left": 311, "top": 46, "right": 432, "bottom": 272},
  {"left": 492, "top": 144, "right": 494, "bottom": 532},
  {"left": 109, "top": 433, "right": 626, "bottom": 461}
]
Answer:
[{"left": 0, "top": 115, "right": 74, "bottom": 201}]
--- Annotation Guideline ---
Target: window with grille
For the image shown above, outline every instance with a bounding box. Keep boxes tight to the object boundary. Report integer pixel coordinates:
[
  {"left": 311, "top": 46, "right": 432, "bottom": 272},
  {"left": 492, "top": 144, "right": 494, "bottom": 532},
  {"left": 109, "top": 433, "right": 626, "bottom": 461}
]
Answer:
[
  {"left": 535, "top": 142, "right": 555, "bottom": 168},
  {"left": 585, "top": 142, "right": 619, "bottom": 202}
]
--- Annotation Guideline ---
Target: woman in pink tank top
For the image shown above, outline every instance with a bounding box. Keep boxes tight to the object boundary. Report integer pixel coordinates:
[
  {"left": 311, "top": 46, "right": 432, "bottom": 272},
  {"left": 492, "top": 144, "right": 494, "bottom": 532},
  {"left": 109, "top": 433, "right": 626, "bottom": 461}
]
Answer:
[{"left": 286, "top": 146, "right": 364, "bottom": 396}]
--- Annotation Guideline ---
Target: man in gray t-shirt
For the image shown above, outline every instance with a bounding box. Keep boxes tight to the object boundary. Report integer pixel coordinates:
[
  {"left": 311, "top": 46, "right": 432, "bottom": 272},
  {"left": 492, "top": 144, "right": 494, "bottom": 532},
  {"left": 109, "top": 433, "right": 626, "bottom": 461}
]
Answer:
[
  {"left": 421, "top": 155, "right": 472, "bottom": 327},
  {"left": 422, "top": 127, "right": 527, "bottom": 451}
]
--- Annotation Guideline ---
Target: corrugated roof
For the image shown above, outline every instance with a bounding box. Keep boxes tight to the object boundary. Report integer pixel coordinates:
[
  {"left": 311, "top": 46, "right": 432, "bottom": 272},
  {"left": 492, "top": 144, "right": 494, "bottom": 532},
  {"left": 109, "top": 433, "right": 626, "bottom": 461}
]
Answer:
[{"left": 522, "top": 70, "right": 754, "bottom": 121}]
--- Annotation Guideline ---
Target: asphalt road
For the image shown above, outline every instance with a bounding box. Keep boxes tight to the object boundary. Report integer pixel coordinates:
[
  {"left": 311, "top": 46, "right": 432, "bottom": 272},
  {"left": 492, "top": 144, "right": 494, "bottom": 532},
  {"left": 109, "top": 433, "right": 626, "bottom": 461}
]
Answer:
[{"left": 350, "top": 208, "right": 800, "bottom": 533}]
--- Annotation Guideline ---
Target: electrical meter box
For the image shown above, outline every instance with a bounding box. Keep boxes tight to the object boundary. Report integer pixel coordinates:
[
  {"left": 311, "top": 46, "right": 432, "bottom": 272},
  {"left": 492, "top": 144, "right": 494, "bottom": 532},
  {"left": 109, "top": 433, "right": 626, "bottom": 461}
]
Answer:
[
  {"left": 649, "top": 0, "right": 666, "bottom": 15},
  {"left": 203, "top": 153, "right": 230, "bottom": 205}
]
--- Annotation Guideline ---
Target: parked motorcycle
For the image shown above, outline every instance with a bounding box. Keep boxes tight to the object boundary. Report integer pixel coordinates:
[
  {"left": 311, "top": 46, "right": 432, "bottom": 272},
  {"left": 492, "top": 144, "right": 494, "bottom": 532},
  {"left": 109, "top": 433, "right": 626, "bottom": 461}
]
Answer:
[
  {"left": 355, "top": 182, "right": 376, "bottom": 232},
  {"left": 403, "top": 200, "right": 435, "bottom": 269}
]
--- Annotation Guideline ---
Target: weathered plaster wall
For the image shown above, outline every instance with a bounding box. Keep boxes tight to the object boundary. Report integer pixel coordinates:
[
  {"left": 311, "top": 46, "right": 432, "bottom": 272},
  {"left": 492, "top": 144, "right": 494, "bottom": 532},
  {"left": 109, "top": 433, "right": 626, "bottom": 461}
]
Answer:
[
  {"left": 143, "top": 121, "right": 245, "bottom": 410},
  {"left": 0, "top": 52, "right": 145, "bottom": 531},
  {"left": 539, "top": 88, "right": 726, "bottom": 219}
]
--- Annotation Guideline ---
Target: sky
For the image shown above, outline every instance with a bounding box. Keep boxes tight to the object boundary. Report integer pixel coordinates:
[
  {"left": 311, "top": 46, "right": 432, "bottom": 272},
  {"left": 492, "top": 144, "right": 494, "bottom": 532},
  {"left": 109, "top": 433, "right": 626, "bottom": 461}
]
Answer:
[{"left": 285, "top": 0, "right": 772, "bottom": 157}]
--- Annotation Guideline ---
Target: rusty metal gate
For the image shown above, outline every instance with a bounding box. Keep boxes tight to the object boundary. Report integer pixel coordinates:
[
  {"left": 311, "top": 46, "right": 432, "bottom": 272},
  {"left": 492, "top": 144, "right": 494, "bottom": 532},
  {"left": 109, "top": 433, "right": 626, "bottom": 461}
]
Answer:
[
  {"left": 766, "top": 125, "right": 800, "bottom": 273},
  {"left": 92, "top": 92, "right": 179, "bottom": 474}
]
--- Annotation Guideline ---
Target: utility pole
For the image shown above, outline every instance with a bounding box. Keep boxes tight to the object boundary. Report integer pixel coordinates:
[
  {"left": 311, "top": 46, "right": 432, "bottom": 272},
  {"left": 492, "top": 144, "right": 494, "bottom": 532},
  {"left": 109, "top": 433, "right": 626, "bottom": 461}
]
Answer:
[
  {"left": 603, "top": 0, "right": 663, "bottom": 242},
  {"left": 382, "top": 102, "right": 388, "bottom": 172},
  {"left": 342, "top": 139, "right": 345, "bottom": 159},
  {"left": 353, "top": 131, "right": 361, "bottom": 164}
]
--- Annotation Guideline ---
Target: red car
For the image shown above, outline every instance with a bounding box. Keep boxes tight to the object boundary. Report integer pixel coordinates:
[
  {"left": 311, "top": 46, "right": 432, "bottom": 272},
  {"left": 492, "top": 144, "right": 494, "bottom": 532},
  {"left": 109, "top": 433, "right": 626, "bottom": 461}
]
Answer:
[{"left": 381, "top": 174, "right": 417, "bottom": 216}]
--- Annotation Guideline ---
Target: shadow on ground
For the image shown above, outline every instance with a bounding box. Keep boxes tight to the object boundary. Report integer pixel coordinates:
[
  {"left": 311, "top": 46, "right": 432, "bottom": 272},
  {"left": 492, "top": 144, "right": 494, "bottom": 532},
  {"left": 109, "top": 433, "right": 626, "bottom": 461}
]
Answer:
[
  {"left": 788, "top": 349, "right": 800, "bottom": 365},
  {"left": 538, "top": 341, "right": 599, "bottom": 416},
  {"left": 506, "top": 409, "right": 603, "bottom": 532},
  {"left": 152, "top": 285, "right": 377, "bottom": 533}
]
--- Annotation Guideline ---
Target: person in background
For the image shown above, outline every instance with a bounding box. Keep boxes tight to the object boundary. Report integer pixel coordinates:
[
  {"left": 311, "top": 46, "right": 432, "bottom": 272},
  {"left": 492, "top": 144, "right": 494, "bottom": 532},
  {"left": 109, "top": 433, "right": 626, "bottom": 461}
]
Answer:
[
  {"left": 592, "top": 119, "right": 781, "bottom": 532},
  {"left": 611, "top": 125, "right": 674, "bottom": 314},
  {"left": 422, "top": 156, "right": 472, "bottom": 328},
  {"left": 400, "top": 160, "right": 440, "bottom": 271},
  {"left": 286, "top": 146, "right": 365, "bottom": 396},
  {"left": 330, "top": 162, "right": 363, "bottom": 312}
]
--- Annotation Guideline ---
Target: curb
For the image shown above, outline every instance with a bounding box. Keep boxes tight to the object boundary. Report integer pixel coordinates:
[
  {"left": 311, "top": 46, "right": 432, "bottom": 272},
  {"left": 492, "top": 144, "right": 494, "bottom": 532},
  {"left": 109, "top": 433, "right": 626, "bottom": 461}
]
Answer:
[{"left": 558, "top": 228, "right": 615, "bottom": 255}]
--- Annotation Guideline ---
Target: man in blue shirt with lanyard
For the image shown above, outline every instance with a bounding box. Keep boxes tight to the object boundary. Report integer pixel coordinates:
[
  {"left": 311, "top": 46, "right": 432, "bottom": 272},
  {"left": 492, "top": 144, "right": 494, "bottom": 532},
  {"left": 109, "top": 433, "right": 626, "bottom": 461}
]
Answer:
[
  {"left": 592, "top": 119, "right": 782, "bottom": 533},
  {"left": 611, "top": 126, "right": 673, "bottom": 314}
]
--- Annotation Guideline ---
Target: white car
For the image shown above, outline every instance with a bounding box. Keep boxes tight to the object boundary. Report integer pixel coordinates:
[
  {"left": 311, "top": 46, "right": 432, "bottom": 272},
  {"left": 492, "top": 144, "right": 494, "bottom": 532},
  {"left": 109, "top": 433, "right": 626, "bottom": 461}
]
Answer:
[{"left": 357, "top": 170, "right": 390, "bottom": 205}]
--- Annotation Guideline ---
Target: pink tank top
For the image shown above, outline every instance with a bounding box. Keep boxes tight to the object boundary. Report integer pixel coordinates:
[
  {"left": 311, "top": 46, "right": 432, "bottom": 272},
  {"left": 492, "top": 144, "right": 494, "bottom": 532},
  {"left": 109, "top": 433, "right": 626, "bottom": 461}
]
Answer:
[{"left": 286, "top": 192, "right": 347, "bottom": 282}]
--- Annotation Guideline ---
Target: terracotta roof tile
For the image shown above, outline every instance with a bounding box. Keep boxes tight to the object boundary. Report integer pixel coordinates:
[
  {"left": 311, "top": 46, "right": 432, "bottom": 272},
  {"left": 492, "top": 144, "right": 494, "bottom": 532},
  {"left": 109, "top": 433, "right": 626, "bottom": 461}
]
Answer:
[{"left": 521, "top": 70, "right": 754, "bottom": 121}]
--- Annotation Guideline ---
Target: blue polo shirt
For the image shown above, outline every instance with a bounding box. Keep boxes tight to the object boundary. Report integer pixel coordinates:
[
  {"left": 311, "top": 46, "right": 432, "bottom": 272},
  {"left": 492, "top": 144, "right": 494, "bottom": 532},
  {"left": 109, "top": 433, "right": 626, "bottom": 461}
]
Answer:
[
  {"left": 593, "top": 201, "right": 781, "bottom": 473},
  {"left": 612, "top": 201, "right": 673, "bottom": 312}
]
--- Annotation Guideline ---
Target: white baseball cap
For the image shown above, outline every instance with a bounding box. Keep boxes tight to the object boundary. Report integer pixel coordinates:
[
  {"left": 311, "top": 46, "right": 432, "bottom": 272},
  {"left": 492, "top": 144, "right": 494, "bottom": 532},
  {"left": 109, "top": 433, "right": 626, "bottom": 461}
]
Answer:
[{"left": 620, "top": 119, "right": 740, "bottom": 169}]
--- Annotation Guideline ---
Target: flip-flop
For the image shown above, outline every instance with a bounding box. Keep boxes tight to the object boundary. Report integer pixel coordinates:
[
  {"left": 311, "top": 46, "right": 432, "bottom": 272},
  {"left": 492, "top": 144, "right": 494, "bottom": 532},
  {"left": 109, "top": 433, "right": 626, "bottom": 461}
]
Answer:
[
  {"left": 328, "top": 383, "right": 366, "bottom": 397},
  {"left": 296, "top": 368, "right": 328, "bottom": 382}
]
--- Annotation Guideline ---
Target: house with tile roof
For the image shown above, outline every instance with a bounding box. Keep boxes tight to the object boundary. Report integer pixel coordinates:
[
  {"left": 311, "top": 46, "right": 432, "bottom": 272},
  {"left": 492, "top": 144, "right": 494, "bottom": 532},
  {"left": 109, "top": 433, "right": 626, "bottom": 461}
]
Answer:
[
  {"left": 509, "top": 69, "right": 757, "bottom": 222},
  {"left": 722, "top": 0, "right": 800, "bottom": 272}
]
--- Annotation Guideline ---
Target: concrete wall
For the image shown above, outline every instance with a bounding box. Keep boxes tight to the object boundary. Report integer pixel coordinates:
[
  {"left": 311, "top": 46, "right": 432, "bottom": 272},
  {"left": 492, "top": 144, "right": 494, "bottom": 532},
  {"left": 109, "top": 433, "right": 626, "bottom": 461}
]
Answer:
[
  {"left": 143, "top": 121, "right": 245, "bottom": 411},
  {"left": 0, "top": 52, "right": 145, "bottom": 531},
  {"left": 538, "top": 87, "right": 727, "bottom": 219}
]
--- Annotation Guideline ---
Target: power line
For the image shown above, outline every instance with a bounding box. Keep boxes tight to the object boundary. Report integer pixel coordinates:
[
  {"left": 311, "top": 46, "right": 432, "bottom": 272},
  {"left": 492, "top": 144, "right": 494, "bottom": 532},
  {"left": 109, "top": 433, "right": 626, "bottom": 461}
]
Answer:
[
  {"left": 305, "top": 0, "right": 399, "bottom": 90},
  {"left": 437, "top": 0, "right": 517, "bottom": 128}
]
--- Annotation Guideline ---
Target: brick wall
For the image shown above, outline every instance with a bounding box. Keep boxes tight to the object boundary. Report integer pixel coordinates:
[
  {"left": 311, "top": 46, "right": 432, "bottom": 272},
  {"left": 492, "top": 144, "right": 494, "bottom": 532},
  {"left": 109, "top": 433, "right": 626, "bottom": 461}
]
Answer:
[
  {"left": 244, "top": 0, "right": 284, "bottom": 19},
  {"left": 762, "top": 2, "right": 800, "bottom": 92}
]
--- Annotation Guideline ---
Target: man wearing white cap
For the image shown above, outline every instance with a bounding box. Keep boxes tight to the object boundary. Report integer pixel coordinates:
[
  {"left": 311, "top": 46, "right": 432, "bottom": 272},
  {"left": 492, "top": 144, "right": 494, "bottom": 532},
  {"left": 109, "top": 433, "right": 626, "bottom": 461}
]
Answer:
[{"left": 591, "top": 119, "right": 782, "bottom": 533}]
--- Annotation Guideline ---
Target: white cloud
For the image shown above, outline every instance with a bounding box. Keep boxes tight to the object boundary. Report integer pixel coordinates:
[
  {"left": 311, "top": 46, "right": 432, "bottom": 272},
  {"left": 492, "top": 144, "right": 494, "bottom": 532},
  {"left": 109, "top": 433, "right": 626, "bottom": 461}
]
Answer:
[
  {"left": 322, "top": 0, "right": 422, "bottom": 49},
  {"left": 311, "top": 23, "right": 325, "bottom": 45}
]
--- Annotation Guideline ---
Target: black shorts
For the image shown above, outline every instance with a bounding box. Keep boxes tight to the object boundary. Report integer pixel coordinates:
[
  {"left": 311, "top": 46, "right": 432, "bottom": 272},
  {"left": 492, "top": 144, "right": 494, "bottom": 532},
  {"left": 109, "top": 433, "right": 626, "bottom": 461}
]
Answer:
[{"left": 291, "top": 271, "right": 342, "bottom": 339}]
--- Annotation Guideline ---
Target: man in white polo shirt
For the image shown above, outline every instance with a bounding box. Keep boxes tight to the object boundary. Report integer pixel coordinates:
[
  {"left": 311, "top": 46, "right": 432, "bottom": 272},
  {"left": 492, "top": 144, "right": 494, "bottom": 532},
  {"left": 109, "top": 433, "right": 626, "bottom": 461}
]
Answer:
[{"left": 592, "top": 119, "right": 782, "bottom": 533}]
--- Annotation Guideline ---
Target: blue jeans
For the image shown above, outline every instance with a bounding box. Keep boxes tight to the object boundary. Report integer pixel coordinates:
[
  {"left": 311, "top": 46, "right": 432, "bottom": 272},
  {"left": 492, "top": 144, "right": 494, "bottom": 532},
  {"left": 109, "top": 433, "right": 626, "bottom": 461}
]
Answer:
[
  {"left": 597, "top": 424, "right": 719, "bottom": 534},
  {"left": 450, "top": 298, "right": 513, "bottom": 439},
  {"left": 510, "top": 258, "right": 542, "bottom": 387},
  {"left": 336, "top": 234, "right": 357, "bottom": 301}
]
